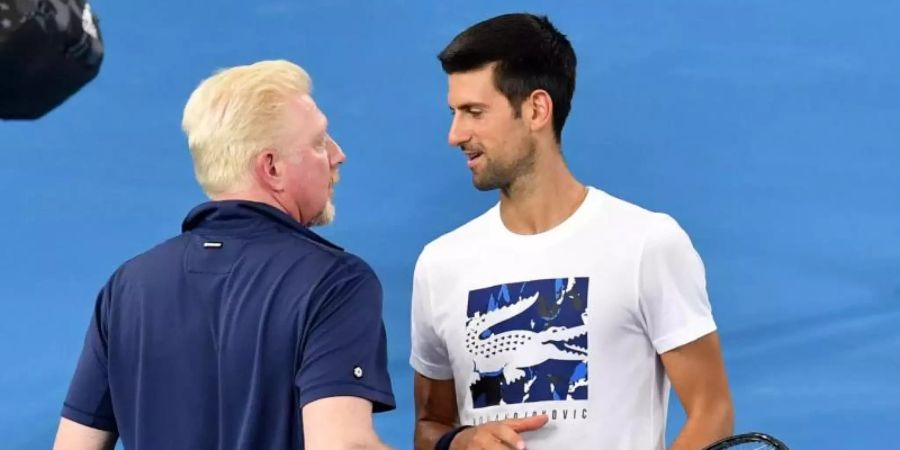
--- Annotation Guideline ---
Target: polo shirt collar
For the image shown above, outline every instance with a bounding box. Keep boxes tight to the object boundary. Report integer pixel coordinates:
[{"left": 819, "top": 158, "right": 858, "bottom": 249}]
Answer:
[{"left": 182, "top": 200, "right": 343, "bottom": 251}]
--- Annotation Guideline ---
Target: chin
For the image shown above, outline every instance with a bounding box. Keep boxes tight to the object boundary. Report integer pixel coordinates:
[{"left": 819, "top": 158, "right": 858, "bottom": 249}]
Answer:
[
  {"left": 308, "top": 201, "right": 335, "bottom": 227},
  {"left": 473, "top": 177, "right": 501, "bottom": 192}
]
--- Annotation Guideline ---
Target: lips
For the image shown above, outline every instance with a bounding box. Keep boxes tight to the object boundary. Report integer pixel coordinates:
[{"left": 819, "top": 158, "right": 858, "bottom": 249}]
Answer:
[{"left": 463, "top": 150, "right": 484, "bottom": 168}]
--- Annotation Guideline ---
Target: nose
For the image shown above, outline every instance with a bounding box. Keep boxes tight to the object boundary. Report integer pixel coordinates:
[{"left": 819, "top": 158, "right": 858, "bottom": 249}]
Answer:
[
  {"left": 326, "top": 134, "right": 346, "bottom": 167},
  {"left": 448, "top": 113, "right": 470, "bottom": 147}
]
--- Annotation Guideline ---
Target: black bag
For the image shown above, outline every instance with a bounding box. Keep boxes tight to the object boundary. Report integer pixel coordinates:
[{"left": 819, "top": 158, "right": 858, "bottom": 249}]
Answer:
[{"left": 0, "top": 0, "right": 104, "bottom": 120}]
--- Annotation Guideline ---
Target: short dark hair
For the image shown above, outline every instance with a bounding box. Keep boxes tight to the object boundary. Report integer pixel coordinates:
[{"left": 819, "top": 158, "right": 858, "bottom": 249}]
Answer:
[{"left": 438, "top": 13, "right": 576, "bottom": 142}]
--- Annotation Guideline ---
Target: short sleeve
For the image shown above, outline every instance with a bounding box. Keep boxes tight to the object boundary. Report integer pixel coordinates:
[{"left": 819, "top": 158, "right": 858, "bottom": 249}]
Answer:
[
  {"left": 294, "top": 264, "right": 395, "bottom": 412},
  {"left": 409, "top": 251, "right": 453, "bottom": 380},
  {"left": 61, "top": 281, "right": 118, "bottom": 432},
  {"left": 639, "top": 215, "right": 717, "bottom": 354}
]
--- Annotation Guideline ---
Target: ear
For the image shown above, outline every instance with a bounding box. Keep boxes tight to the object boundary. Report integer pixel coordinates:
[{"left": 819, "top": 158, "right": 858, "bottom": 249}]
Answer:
[
  {"left": 252, "top": 148, "right": 284, "bottom": 192},
  {"left": 524, "top": 89, "right": 553, "bottom": 134}
]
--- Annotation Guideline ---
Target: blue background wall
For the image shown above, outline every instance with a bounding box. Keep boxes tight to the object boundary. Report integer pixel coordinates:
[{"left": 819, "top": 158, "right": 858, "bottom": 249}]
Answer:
[{"left": 2, "top": 1, "right": 898, "bottom": 448}]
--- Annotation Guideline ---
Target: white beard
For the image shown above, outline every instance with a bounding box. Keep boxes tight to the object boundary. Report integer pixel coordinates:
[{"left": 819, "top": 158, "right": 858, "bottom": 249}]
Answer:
[{"left": 308, "top": 200, "right": 335, "bottom": 227}]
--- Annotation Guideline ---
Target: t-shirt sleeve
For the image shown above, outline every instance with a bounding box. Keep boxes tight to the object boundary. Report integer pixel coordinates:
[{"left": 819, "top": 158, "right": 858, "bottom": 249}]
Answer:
[
  {"left": 294, "top": 262, "right": 396, "bottom": 412},
  {"left": 61, "top": 280, "right": 118, "bottom": 432},
  {"left": 639, "top": 215, "right": 717, "bottom": 354},
  {"left": 409, "top": 250, "right": 453, "bottom": 380}
]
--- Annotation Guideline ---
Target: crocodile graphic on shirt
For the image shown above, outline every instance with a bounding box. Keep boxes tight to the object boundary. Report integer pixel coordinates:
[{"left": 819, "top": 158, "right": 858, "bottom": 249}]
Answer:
[{"left": 465, "top": 277, "right": 590, "bottom": 408}]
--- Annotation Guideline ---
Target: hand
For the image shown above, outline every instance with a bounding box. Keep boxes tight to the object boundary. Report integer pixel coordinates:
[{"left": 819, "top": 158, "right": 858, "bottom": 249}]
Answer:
[{"left": 450, "top": 415, "right": 549, "bottom": 450}]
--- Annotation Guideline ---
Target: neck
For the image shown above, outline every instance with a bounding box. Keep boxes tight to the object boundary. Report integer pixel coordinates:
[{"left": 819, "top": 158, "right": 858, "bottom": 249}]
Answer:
[
  {"left": 498, "top": 146, "right": 586, "bottom": 235},
  {"left": 212, "top": 188, "right": 304, "bottom": 224}
]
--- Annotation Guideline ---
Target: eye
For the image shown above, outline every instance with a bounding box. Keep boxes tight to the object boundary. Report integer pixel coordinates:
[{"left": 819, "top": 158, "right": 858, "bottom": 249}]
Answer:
[{"left": 450, "top": 106, "right": 484, "bottom": 118}]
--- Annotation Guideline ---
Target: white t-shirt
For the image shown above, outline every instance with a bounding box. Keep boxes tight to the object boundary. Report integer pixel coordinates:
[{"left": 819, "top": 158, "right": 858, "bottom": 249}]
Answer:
[{"left": 409, "top": 187, "right": 716, "bottom": 450}]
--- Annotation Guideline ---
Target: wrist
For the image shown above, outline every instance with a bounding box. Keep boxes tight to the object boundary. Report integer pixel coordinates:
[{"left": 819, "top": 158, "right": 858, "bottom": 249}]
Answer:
[{"left": 435, "top": 425, "right": 472, "bottom": 450}]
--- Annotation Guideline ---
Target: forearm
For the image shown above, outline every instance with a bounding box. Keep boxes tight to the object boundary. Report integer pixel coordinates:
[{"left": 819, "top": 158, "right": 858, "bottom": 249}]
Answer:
[
  {"left": 414, "top": 418, "right": 455, "bottom": 450},
  {"left": 669, "top": 404, "right": 734, "bottom": 450}
]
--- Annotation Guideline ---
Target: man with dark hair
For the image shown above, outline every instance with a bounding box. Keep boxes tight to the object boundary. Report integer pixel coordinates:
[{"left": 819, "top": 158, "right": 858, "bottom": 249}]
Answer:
[{"left": 410, "top": 13, "right": 733, "bottom": 450}]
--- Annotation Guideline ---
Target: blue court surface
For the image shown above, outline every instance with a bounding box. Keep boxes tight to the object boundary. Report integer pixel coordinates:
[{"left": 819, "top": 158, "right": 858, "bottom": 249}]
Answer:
[{"left": 2, "top": 1, "right": 898, "bottom": 448}]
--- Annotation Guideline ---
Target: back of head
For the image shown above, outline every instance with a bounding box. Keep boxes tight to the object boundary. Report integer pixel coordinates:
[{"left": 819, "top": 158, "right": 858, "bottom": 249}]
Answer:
[
  {"left": 181, "top": 60, "right": 311, "bottom": 197},
  {"left": 438, "top": 13, "right": 576, "bottom": 142}
]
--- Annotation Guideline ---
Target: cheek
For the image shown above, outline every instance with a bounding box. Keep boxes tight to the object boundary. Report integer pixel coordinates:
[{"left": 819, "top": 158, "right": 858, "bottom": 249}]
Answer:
[
  {"left": 297, "top": 153, "right": 331, "bottom": 181},
  {"left": 498, "top": 122, "right": 530, "bottom": 155},
  {"left": 305, "top": 155, "right": 333, "bottom": 195},
  {"left": 479, "top": 117, "right": 520, "bottom": 150},
  {"left": 319, "top": 155, "right": 333, "bottom": 182}
]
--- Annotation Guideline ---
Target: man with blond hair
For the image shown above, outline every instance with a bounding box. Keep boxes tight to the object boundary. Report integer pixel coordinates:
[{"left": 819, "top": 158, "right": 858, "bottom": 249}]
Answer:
[{"left": 53, "top": 60, "right": 395, "bottom": 450}]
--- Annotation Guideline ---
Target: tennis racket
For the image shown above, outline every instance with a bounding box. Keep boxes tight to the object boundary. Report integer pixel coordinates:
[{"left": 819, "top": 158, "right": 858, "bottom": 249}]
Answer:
[{"left": 702, "top": 432, "right": 789, "bottom": 450}]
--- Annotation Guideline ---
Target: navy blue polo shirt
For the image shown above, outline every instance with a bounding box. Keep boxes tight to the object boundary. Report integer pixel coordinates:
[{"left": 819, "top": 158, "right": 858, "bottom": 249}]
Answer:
[{"left": 62, "top": 201, "right": 395, "bottom": 449}]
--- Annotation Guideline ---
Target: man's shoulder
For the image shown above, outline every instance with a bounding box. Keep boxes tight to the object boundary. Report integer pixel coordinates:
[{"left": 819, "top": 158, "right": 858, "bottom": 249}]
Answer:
[
  {"left": 274, "top": 234, "right": 379, "bottom": 289},
  {"left": 592, "top": 188, "right": 679, "bottom": 234},
  {"left": 114, "top": 233, "right": 190, "bottom": 277},
  {"left": 253, "top": 232, "right": 379, "bottom": 285},
  {"left": 420, "top": 205, "right": 497, "bottom": 259},
  {"left": 590, "top": 190, "right": 700, "bottom": 265}
]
